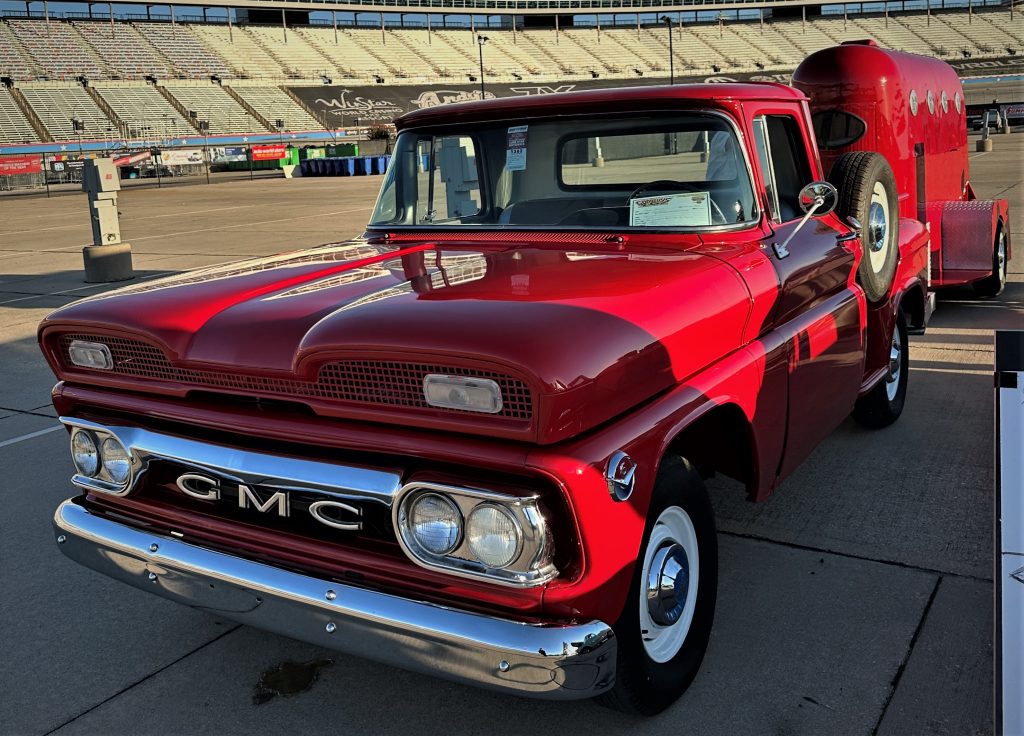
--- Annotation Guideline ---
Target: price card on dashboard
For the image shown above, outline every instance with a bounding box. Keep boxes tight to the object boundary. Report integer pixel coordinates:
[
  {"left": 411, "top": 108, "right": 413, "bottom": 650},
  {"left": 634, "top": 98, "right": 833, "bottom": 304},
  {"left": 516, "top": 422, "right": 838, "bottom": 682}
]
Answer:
[
  {"left": 629, "top": 192, "right": 712, "bottom": 227},
  {"left": 506, "top": 125, "right": 528, "bottom": 171}
]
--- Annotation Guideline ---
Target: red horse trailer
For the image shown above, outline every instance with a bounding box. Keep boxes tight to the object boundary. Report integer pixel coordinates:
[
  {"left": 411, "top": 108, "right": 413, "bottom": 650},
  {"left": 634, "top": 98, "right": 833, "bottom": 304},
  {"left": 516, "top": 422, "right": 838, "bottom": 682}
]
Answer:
[{"left": 793, "top": 40, "right": 1010, "bottom": 296}]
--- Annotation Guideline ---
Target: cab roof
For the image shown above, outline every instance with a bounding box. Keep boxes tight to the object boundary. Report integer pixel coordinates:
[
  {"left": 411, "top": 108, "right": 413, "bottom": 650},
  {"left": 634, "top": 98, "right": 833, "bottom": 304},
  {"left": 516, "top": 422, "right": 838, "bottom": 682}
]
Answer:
[{"left": 395, "top": 82, "right": 807, "bottom": 129}]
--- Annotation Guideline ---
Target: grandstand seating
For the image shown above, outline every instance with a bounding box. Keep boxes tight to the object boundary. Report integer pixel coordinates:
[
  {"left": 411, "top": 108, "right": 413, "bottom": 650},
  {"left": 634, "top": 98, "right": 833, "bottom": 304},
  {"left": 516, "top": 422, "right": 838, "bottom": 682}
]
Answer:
[
  {"left": 187, "top": 23, "right": 290, "bottom": 78},
  {"left": 133, "top": 22, "right": 236, "bottom": 79},
  {"left": 71, "top": 20, "right": 171, "bottom": 78},
  {"left": 0, "top": 21, "right": 39, "bottom": 79},
  {"left": 7, "top": 18, "right": 108, "bottom": 79},
  {"left": 0, "top": 7, "right": 1017, "bottom": 145},
  {"left": 17, "top": 83, "right": 114, "bottom": 141},
  {"left": 162, "top": 82, "right": 266, "bottom": 133},
  {"left": 227, "top": 85, "right": 323, "bottom": 130},
  {"left": 93, "top": 82, "right": 197, "bottom": 137},
  {"left": 394, "top": 28, "right": 481, "bottom": 78},
  {"left": 0, "top": 86, "right": 38, "bottom": 143},
  {"left": 435, "top": 29, "right": 540, "bottom": 77},
  {"left": 244, "top": 25, "right": 334, "bottom": 79},
  {"left": 298, "top": 27, "right": 386, "bottom": 79}
]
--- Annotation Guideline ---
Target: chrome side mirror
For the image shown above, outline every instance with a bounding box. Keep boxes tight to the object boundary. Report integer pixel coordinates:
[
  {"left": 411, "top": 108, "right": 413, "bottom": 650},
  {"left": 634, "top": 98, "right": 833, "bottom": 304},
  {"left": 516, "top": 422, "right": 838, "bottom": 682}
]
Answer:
[
  {"left": 773, "top": 181, "right": 839, "bottom": 259},
  {"left": 798, "top": 181, "right": 838, "bottom": 216}
]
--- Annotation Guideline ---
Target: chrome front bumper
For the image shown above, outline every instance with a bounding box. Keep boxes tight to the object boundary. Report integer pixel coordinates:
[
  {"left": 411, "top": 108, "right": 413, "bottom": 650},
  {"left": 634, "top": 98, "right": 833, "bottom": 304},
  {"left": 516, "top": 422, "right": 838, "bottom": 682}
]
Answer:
[{"left": 53, "top": 500, "right": 616, "bottom": 699}]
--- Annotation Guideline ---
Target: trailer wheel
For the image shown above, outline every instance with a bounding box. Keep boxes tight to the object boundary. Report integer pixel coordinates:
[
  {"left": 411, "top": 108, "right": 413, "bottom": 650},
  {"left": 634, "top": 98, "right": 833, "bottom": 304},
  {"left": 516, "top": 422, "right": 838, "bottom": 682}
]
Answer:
[
  {"left": 973, "top": 225, "right": 1007, "bottom": 298},
  {"left": 852, "top": 309, "right": 909, "bottom": 428},
  {"left": 828, "top": 152, "right": 900, "bottom": 304},
  {"left": 597, "top": 456, "right": 717, "bottom": 716}
]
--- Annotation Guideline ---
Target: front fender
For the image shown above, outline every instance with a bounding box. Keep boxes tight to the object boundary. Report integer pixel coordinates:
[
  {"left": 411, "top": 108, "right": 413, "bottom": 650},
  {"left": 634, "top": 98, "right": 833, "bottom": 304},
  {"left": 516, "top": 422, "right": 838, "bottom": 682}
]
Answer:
[{"left": 531, "top": 343, "right": 782, "bottom": 623}]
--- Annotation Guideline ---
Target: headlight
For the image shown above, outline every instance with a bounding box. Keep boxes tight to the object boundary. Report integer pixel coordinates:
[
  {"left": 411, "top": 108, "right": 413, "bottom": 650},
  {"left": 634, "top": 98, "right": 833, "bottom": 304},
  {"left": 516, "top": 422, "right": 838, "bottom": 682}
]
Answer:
[
  {"left": 466, "top": 504, "right": 522, "bottom": 569},
  {"left": 70, "top": 430, "right": 99, "bottom": 476},
  {"left": 394, "top": 482, "right": 556, "bottom": 586},
  {"left": 68, "top": 340, "right": 113, "bottom": 370},
  {"left": 423, "top": 374, "right": 503, "bottom": 414},
  {"left": 409, "top": 493, "right": 462, "bottom": 555},
  {"left": 100, "top": 436, "right": 131, "bottom": 485}
]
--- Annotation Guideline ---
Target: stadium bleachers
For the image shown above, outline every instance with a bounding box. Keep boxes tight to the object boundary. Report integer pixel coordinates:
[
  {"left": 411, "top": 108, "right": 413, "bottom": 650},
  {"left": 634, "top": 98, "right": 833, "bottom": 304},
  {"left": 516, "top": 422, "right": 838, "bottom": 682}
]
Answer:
[
  {"left": 0, "top": 86, "right": 38, "bottom": 143},
  {"left": 227, "top": 84, "right": 323, "bottom": 131},
  {"left": 162, "top": 82, "right": 266, "bottom": 134},
  {"left": 243, "top": 25, "right": 334, "bottom": 79},
  {"left": 187, "top": 23, "right": 290, "bottom": 78},
  {"left": 134, "top": 22, "right": 236, "bottom": 79},
  {"left": 7, "top": 18, "right": 108, "bottom": 79},
  {"left": 298, "top": 27, "right": 384, "bottom": 79},
  {"left": 0, "top": 7, "right": 1017, "bottom": 145},
  {"left": 71, "top": 20, "right": 172, "bottom": 78},
  {"left": 0, "top": 21, "right": 39, "bottom": 79},
  {"left": 395, "top": 28, "right": 482, "bottom": 78},
  {"left": 93, "top": 82, "right": 197, "bottom": 137},
  {"left": 17, "top": 83, "right": 114, "bottom": 141}
]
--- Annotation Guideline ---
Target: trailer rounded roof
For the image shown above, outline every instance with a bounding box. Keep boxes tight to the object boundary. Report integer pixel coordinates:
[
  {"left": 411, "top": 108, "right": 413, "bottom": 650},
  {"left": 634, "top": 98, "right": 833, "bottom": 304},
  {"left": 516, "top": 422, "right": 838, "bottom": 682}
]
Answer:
[
  {"left": 792, "top": 40, "right": 962, "bottom": 105},
  {"left": 395, "top": 82, "right": 807, "bottom": 128}
]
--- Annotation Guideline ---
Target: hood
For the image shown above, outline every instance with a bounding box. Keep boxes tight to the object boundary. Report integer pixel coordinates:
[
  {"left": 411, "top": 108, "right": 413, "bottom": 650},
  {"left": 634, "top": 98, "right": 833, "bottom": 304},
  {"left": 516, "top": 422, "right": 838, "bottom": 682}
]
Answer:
[{"left": 40, "top": 238, "right": 753, "bottom": 443}]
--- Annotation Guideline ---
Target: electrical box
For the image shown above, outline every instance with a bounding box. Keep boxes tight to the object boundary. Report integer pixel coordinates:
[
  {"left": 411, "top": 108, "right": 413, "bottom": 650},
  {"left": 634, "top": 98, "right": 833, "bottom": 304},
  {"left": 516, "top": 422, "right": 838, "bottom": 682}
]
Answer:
[
  {"left": 89, "top": 198, "right": 121, "bottom": 246},
  {"left": 81, "top": 158, "right": 121, "bottom": 195}
]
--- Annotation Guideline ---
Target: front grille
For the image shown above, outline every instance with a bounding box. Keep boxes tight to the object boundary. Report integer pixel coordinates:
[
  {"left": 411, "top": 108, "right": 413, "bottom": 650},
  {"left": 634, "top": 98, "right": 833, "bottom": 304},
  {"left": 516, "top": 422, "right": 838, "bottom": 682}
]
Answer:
[{"left": 57, "top": 333, "right": 533, "bottom": 420}]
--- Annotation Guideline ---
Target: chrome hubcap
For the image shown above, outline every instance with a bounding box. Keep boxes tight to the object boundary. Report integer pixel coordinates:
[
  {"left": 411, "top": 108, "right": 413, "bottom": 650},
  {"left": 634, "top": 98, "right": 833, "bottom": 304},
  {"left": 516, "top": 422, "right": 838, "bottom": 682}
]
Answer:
[
  {"left": 639, "top": 506, "right": 700, "bottom": 663},
  {"left": 868, "top": 201, "right": 887, "bottom": 253},
  {"left": 886, "top": 325, "right": 902, "bottom": 401},
  {"left": 646, "top": 543, "right": 690, "bottom": 626}
]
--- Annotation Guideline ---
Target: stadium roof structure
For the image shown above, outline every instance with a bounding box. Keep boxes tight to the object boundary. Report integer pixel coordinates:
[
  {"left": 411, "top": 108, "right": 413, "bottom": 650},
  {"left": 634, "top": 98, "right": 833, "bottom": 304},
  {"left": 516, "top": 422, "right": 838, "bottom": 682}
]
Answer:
[{"left": 72, "top": 0, "right": 1003, "bottom": 15}]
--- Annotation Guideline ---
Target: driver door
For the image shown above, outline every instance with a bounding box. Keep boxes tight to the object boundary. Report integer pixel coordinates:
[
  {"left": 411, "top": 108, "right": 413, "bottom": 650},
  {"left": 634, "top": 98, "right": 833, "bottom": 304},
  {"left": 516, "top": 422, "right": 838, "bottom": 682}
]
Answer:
[{"left": 749, "top": 110, "right": 864, "bottom": 480}]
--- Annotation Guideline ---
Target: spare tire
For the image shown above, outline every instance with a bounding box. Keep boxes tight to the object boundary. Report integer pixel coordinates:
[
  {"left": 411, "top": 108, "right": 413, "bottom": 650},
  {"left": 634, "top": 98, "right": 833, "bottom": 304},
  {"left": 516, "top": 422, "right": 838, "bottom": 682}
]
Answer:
[{"left": 828, "top": 151, "right": 899, "bottom": 304}]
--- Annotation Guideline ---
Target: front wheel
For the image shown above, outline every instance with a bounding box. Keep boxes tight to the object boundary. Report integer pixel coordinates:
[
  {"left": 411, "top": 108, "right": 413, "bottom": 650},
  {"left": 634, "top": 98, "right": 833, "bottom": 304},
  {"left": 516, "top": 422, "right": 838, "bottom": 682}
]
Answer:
[
  {"left": 597, "top": 456, "right": 717, "bottom": 716},
  {"left": 852, "top": 309, "right": 909, "bottom": 429}
]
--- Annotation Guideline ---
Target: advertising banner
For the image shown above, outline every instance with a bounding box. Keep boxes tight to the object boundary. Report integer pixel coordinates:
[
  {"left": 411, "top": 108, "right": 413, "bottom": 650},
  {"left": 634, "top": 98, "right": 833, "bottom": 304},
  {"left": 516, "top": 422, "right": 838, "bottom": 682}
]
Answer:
[
  {"left": 0, "top": 155, "right": 43, "bottom": 176},
  {"left": 216, "top": 146, "right": 249, "bottom": 163},
  {"left": 290, "top": 56, "right": 1024, "bottom": 126},
  {"left": 252, "top": 144, "right": 287, "bottom": 161},
  {"left": 113, "top": 151, "right": 153, "bottom": 167},
  {"left": 158, "top": 148, "right": 205, "bottom": 166}
]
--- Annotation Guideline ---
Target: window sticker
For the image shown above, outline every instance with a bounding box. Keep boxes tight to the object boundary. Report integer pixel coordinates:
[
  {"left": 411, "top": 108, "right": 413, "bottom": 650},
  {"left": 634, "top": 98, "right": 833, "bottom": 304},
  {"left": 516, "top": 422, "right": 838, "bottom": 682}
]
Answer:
[
  {"left": 506, "top": 125, "right": 528, "bottom": 171},
  {"left": 629, "top": 192, "right": 712, "bottom": 227}
]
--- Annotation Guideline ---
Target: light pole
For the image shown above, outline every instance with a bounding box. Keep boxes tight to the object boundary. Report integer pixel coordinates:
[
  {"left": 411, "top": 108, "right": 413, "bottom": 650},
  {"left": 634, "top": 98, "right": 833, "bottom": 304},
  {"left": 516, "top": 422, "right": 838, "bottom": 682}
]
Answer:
[
  {"left": 660, "top": 16, "right": 674, "bottom": 85},
  {"left": 276, "top": 118, "right": 285, "bottom": 146},
  {"left": 199, "top": 119, "right": 210, "bottom": 184},
  {"left": 476, "top": 34, "right": 489, "bottom": 99}
]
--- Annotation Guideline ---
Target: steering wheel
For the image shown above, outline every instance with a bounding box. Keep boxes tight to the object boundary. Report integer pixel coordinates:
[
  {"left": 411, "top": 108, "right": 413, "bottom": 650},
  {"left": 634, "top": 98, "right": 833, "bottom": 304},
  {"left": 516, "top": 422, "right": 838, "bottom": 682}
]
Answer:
[{"left": 628, "top": 180, "right": 729, "bottom": 225}]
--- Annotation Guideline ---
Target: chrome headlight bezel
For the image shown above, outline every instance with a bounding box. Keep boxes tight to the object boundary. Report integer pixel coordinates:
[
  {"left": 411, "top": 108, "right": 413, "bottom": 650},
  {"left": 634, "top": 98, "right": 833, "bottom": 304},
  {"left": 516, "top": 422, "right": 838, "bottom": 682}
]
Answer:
[
  {"left": 65, "top": 421, "right": 137, "bottom": 495},
  {"left": 394, "top": 482, "right": 557, "bottom": 588}
]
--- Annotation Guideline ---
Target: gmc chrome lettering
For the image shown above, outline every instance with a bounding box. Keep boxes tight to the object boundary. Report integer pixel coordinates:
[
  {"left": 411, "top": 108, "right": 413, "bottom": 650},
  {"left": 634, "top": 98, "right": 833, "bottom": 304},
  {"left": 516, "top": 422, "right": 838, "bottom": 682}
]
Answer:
[{"left": 175, "top": 472, "right": 363, "bottom": 531}]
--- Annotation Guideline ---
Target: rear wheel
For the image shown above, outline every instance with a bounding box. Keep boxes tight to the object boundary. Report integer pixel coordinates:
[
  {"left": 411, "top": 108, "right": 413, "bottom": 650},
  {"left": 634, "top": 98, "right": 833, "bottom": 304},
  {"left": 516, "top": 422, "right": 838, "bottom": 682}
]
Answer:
[
  {"left": 973, "top": 226, "right": 1007, "bottom": 298},
  {"left": 852, "top": 309, "right": 909, "bottom": 429},
  {"left": 597, "top": 456, "right": 717, "bottom": 716},
  {"left": 828, "top": 152, "right": 900, "bottom": 304}
]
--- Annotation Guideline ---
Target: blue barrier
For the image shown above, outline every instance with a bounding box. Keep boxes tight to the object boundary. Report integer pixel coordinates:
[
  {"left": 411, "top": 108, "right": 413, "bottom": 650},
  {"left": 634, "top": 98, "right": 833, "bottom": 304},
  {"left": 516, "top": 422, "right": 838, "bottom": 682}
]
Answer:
[{"left": 298, "top": 156, "right": 386, "bottom": 177}]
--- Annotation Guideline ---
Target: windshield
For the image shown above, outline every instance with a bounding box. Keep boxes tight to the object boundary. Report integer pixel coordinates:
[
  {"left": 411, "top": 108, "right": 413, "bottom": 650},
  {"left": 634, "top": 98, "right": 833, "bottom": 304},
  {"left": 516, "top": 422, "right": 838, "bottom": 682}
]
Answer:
[{"left": 369, "top": 113, "right": 757, "bottom": 231}]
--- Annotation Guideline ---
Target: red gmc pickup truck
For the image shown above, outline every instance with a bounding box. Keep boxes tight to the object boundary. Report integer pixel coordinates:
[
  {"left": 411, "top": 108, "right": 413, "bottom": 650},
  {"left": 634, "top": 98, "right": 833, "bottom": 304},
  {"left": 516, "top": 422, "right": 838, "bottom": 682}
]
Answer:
[{"left": 43, "top": 43, "right": 1008, "bottom": 715}]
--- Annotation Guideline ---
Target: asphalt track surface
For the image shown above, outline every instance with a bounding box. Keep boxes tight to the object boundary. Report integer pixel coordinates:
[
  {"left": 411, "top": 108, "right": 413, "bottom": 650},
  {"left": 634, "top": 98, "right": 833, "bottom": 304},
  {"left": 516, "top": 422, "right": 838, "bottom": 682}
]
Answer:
[{"left": 0, "top": 133, "right": 1020, "bottom": 736}]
